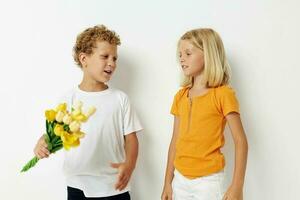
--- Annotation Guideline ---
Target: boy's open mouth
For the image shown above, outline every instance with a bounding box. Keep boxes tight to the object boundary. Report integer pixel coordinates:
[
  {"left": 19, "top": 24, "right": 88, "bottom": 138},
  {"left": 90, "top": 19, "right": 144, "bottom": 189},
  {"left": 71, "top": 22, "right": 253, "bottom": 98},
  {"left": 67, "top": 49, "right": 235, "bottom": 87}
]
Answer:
[{"left": 104, "top": 70, "right": 112, "bottom": 75}]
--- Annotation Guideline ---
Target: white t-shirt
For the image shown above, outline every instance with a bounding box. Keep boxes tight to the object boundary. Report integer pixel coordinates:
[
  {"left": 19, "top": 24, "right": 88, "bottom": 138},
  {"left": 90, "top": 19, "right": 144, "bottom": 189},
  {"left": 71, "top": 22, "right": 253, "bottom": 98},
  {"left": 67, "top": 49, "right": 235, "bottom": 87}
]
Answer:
[{"left": 58, "top": 86, "right": 143, "bottom": 197}]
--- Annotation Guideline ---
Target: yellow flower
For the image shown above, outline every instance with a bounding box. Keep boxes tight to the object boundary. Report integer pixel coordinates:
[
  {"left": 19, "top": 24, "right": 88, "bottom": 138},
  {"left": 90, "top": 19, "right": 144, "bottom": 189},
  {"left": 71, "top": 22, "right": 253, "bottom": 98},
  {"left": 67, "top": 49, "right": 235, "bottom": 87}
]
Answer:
[
  {"left": 69, "top": 121, "right": 81, "bottom": 133},
  {"left": 55, "top": 111, "right": 65, "bottom": 123},
  {"left": 61, "top": 132, "right": 80, "bottom": 150},
  {"left": 73, "top": 101, "right": 83, "bottom": 111},
  {"left": 45, "top": 109, "right": 56, "bottom": 121},
  {"left": 72, "top": 109, "right": 81, "bottom": 116},
  {"left": 56, "top": 103, "right": 67, "bottom": 112},
  {"left": 85, "top": 106, "right": 96, "bottom": 118},
  {"left": 63, "top": 114, "right": 72, "bottom": 125},
  {"left": 72, "top": 114, "right": 87, "bottom": 122},
  {"left": 73, "top": 131, "right": 85, "bottom": 138},
  {"left": 54, "top": 124, "right": 64, "bottom": 136}
]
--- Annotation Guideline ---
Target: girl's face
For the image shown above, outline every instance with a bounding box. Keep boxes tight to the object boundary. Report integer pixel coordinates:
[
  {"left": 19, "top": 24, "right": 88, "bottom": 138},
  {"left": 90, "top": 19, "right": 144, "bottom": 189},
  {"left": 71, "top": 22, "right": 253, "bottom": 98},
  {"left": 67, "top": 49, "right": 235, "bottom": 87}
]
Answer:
[
  {"left": 178, "top": 39, "right": 204, "bottom": 77},
  {"left": 80, "top": 41, "right": 118, "bottom": 83}
]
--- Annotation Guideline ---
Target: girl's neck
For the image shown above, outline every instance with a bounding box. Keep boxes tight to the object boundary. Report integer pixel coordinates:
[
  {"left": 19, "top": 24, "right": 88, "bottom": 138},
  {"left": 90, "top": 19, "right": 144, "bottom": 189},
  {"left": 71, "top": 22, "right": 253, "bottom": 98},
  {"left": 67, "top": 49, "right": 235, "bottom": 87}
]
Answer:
[
  {"left": 191, "top": 73, "right": 207, "bottom": 90},
  {"left": 79, "top": 79, "right": 108, "bottom": 92}
]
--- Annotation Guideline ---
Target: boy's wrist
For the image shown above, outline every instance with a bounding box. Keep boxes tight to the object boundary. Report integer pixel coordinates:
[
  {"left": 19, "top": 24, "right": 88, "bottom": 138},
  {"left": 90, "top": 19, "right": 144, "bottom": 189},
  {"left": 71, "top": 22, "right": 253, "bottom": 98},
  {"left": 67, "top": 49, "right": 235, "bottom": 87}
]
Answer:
[{"left": 124, "top": 160, "right": 136, "bottom": 170}]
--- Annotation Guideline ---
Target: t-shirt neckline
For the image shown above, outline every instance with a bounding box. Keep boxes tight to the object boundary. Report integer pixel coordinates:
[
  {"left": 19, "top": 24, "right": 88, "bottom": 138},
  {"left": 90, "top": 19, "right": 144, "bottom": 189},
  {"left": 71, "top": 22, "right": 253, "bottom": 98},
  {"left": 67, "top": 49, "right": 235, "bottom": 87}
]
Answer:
[{"left": 75, "top": 85, "right": 112, "bottom": 96}]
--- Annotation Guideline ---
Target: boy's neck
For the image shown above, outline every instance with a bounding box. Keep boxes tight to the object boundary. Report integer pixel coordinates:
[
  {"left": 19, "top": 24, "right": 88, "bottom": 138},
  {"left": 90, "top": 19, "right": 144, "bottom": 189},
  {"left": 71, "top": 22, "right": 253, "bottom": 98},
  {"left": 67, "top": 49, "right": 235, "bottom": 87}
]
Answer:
[{"left": 79, "top": 80, "right": 108, "bottom": 92}]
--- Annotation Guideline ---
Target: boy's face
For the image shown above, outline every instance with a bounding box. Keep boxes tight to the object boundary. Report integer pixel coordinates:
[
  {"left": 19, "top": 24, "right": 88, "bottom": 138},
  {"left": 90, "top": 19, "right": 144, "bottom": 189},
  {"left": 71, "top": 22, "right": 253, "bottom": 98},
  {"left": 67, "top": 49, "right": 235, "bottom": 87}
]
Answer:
[
  {"left": 81, "top": 41, "right": 118, "bottom": 83},
  {"left": 178, "top": 39, "right": 204, "bottom": 77}
]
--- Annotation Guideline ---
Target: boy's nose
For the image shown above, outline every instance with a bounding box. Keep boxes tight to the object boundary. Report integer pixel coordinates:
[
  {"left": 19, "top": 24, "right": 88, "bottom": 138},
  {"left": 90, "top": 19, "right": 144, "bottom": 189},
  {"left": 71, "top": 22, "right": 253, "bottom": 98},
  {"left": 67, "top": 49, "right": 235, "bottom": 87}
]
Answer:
[{"left": 107, "top": 60, "right": 116, "bottom": 68}]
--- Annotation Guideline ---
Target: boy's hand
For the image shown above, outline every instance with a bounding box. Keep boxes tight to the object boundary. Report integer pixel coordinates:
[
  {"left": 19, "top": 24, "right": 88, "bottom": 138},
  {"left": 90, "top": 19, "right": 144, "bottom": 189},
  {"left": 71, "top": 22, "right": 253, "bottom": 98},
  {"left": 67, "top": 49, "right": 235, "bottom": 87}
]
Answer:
[
  {"left": 223, "top": 185, "right": 243, "bottom": 200},
  {"left": 33, "top": 135, "right": 50, "bottom": 159},
  {"left": 161, "top": 183, "right": 173, "bottom": 200},
  {"left": 111, "top": 162, "right": 134, "bottom": 191}
]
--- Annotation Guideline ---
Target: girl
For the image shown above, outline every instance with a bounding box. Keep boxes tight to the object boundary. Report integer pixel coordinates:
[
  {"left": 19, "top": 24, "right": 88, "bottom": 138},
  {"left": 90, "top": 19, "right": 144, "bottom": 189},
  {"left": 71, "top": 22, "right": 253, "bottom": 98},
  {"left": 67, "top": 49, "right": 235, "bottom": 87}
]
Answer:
[{"left": 161, "top": 28, "right": 248, "bottom": 200}]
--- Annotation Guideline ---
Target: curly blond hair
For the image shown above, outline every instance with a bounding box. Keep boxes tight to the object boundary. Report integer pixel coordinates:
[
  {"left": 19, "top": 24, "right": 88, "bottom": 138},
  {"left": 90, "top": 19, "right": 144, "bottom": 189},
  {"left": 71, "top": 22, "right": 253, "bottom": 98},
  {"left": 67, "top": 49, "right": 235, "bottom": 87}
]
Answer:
[{"left": 73, "top": 25, "right": 121, "bottom": 67}]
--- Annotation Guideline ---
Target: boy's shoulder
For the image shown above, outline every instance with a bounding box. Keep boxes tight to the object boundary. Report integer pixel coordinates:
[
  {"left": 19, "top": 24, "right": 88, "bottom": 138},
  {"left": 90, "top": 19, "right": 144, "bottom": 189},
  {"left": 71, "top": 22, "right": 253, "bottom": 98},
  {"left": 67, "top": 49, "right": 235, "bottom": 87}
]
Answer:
[
  {"left": 58, "top": 87, "right": 131, "bottom": 106},
  {"left": 57, "top": 88, "right": 75, "bottom": 103},
  {"left": 109, "top": 87, "right": 129, "bottom": 99}
]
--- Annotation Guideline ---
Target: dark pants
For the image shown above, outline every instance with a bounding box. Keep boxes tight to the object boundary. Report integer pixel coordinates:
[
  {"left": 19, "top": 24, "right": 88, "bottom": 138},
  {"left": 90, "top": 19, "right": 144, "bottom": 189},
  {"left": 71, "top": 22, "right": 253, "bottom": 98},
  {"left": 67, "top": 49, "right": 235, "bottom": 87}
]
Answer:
[{"left": 67, "top": 186, "right": 131, "bottom": 200}]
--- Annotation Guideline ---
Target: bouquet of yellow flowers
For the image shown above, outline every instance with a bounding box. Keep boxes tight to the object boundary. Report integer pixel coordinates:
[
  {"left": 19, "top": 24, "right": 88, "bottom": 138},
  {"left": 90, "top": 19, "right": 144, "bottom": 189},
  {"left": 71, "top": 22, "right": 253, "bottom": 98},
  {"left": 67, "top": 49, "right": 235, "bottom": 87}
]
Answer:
[{"left": 21, "top": 101, "right": 96, "bottom": 172}]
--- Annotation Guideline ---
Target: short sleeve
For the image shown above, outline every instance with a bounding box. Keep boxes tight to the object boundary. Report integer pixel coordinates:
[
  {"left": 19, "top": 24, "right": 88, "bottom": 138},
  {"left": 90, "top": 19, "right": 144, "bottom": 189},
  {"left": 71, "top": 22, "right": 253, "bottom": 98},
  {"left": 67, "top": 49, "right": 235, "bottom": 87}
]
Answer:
[
  {"left": 218, "top": 86, "right": 240, "bottom": 116},
  {"left": 122, "top": 95, "right": 143, "bottom": 135},
  {"left": 170, "top": 88, "right": 186, "bottom": 116}
]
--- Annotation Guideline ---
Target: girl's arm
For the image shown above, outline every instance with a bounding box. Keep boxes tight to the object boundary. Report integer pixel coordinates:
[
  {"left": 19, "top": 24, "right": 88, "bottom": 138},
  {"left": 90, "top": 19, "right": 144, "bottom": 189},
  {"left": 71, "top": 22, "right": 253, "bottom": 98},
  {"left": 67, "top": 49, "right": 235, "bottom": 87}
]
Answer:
[
  {"left": 162, "top": 116, "right": 180, "bottom": 199},
  {"left": 224, "top": 112, "right": 248, "bottom": 199}
]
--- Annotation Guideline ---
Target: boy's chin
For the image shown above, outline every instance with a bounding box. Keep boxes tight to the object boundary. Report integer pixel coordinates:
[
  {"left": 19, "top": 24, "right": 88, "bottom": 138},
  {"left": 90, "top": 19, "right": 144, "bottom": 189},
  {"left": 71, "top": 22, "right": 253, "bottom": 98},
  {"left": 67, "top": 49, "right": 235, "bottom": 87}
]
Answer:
[{"left": 99, "top": 77, "right": 111, "bottom": 83}]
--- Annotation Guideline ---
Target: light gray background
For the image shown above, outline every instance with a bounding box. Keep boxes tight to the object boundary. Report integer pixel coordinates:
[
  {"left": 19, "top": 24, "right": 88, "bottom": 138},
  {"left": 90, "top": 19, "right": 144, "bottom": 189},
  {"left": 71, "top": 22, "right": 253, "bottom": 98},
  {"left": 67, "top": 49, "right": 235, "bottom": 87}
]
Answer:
[{"left": 0, "top": 0, "right": 299, "bottom": 199}]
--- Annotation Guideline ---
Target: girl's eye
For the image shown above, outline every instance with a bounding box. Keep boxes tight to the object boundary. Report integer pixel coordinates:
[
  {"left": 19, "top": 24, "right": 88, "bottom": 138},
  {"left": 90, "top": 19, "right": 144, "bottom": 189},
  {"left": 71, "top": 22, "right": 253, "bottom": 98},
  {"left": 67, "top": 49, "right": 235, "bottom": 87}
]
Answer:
[
  {"left": 186, "top": 53, "right": 191, "bottom": 56},
  {"left": 113, "top": 57, "right": 118, "bottom": 62}
]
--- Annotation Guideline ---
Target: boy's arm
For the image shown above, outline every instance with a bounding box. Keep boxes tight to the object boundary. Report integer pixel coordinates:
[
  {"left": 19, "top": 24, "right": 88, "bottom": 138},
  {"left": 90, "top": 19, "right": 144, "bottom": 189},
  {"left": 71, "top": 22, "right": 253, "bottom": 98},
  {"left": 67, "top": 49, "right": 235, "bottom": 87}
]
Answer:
[
  {"left": 223, "top": 112, "right": 248, "bottom": 200},
  {"left": 124, "top": 132, "right": 139, "bottom": 169},
  {"left": 111, "top": 132, "right": 138, "bottom": 191}
]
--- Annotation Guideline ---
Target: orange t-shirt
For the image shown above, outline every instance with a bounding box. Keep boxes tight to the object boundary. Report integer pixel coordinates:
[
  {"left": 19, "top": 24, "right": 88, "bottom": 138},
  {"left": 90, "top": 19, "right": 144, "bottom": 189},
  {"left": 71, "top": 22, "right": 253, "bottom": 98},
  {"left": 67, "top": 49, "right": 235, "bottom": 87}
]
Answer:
[{"left": 171, "top": 85, "right": 240, "bottom": 178}]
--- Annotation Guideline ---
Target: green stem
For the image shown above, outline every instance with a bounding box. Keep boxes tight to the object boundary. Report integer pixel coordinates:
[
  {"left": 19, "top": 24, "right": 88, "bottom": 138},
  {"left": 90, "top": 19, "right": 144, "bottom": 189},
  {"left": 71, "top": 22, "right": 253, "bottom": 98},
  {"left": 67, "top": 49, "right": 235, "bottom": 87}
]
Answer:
[{"left": 20, "top": 156, "right": 40, "bottom": 172}]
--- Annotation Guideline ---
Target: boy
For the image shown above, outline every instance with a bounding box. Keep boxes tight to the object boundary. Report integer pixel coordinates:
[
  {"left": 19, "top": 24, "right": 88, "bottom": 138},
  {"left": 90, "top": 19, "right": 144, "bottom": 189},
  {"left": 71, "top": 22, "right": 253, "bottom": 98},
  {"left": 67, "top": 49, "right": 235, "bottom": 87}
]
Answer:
[{"left": 34, "top": 25, "right": 142, "bottom": 200}]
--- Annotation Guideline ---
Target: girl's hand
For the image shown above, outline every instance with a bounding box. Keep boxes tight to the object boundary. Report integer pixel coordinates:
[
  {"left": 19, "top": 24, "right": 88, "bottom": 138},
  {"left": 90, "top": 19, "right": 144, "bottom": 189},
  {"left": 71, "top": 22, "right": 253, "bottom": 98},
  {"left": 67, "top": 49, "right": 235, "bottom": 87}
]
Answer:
[
  {"left": 161, "top": 183, "right": 173, "bottom": 200},
  {"left": 33, "top": 135, "right": 50, "bottom": 159},
  {"left": 111, "top": 162, "right": 134, "bottom": 191},
  {"left": 223, "top": 185, "right": 243, "bottom": 200}
]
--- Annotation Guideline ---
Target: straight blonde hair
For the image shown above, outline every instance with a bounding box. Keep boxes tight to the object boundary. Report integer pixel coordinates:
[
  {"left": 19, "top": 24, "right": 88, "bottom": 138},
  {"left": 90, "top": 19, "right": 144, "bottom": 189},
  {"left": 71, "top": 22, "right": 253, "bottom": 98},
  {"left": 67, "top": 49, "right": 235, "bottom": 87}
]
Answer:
[{"left": 178, "top": 28, "right": 231, "bottom": 88}]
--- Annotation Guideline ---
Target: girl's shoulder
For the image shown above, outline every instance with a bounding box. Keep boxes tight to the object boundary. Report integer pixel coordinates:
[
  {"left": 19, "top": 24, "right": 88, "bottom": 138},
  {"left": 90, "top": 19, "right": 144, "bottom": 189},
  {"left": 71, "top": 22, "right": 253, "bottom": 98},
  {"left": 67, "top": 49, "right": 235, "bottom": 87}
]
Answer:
[
  {"left": 174, "top": 86, "right": 189, "bottom": 99},
  {"left": 214, "top": 85, "right": 236, "bottom": 95},
  {"left": 213, "top": 85, "right": 238, "bottom": 103}
]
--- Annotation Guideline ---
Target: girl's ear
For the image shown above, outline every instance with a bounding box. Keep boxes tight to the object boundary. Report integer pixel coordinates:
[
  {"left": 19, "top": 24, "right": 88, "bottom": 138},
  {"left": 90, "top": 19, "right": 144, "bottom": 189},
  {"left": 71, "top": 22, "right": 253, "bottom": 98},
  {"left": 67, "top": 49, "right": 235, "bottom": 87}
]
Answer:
[{"left": 79, "top": 52, "right": 87, "bottom": 68}]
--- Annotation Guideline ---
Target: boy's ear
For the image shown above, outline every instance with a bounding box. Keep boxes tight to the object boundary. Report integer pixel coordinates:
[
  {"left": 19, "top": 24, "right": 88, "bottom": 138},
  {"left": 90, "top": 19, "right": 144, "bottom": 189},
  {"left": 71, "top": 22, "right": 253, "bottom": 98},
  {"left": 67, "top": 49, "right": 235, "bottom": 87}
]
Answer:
[{"left": 79, "top": 52, "right": 87, "bottom": 68}]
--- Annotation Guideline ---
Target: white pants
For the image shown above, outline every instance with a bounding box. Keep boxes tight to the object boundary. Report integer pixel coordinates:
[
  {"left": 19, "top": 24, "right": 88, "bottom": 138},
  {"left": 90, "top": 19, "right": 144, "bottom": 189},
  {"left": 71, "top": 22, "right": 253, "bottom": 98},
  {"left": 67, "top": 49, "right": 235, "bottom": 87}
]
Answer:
[{"left": 172, "top": 169, "right": 225, "bottom": 200}]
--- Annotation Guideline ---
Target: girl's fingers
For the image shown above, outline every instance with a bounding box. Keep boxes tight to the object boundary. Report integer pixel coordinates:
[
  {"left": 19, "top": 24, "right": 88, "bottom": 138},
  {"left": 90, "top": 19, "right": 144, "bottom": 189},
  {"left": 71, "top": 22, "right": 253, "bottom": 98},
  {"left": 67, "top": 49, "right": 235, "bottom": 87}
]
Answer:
[{"left": 163, "top": 194, "right": 171, "bottom": 200}]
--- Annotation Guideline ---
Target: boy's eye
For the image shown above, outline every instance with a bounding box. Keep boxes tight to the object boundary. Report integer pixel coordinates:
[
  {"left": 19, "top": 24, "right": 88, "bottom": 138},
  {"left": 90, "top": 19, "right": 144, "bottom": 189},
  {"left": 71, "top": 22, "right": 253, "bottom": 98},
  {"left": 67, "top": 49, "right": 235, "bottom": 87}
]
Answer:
[
  {"left": 113, "top": 57, "right": 118, "bottom": 62},
  {"left": 186, "top": 52, "right": 191, "bottom": 56},
  {"left": 100, "top": 55, "right": 108, "bottom": 59}
]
